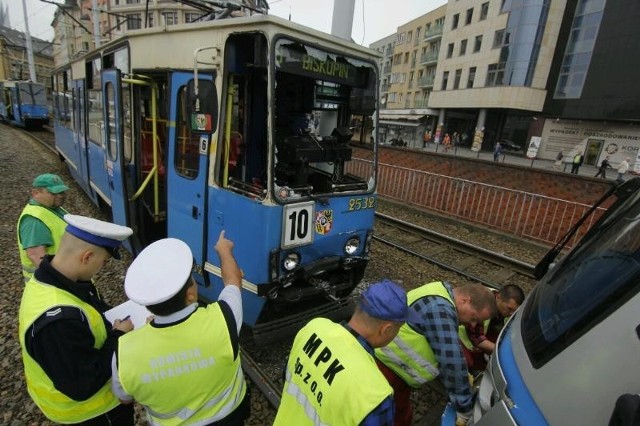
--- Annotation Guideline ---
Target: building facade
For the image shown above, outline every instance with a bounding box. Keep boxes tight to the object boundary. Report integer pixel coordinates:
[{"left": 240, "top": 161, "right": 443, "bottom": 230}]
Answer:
[{"left": 371, "top": 5, "right": 446, "bottom": 149}]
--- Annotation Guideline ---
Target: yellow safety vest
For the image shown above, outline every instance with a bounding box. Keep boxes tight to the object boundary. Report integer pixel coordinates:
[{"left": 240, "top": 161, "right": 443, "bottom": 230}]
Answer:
[
  {"left": 459, "top": 320, "right": 490, "bottom": 350},
  {"left": 375, "top": 281, "right": 454, "bottom": 388},
  {"left": 274, "top": 318, "right": 392, "bottom": 426},
  {"left": 17, "top": 204, "right": 68, "bottom": 282},
  {"left": 117, "top": 304, "right": 246, "bottom": 426},
  {"left": 18, "top": 277, "right": 119, "bottom": 423}
]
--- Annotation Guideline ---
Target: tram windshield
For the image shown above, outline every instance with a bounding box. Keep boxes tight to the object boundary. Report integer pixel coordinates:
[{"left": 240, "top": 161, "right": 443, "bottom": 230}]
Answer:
[
  {"left": 521, "top": 181, "right": 640, "bottom": 367},
  {"left": 18, "top": 82, "right": 47, "bottom": 106},
  {"left": 273, "top": 38, "right": 377, "bottom": 202}
]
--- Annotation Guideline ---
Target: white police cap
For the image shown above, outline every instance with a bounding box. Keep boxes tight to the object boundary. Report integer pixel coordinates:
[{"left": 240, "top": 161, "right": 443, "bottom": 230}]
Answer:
[
  {"left": 125, "top": 238, "right": 193, "bottom": 306},
  {"left": 64, "top": 214, "right": 133, "bottom": 259}
]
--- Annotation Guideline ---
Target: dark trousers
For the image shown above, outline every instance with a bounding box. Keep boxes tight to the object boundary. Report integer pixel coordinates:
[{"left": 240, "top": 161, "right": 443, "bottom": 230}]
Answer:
[
  {"left": 571, "top": 163, "right": 581, "bottom": 174},
  {"left": 78, "top": 404, "right": 134, "bottom": 426},
  {"left": 595, "top": 169, "right": 607, "bottom": 178}
]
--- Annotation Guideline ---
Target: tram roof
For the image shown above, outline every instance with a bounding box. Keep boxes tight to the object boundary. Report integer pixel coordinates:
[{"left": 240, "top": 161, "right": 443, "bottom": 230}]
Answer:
[{"left": 59, "top": 14, "right": 379, "bottom": 74}]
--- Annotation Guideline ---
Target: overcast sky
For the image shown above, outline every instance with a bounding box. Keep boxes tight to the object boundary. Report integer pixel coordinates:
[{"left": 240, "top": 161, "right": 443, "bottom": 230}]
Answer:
[{"left": 5, "top": 0, "right": 446, "bottom": 46}]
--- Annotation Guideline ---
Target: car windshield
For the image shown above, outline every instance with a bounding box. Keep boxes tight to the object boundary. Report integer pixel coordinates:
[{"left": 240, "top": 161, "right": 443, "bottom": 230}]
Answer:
[{"left": 521, "top": 184, "right": 640, "bottom": 367}]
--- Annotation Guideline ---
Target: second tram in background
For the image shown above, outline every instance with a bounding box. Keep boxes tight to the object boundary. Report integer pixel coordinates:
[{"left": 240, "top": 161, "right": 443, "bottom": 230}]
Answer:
[
  {"left": 51, "top": 13, "right": 379, "bottom": 335},
  {"left": 0, "top": 80, "right": 49, "bottom": 128}
]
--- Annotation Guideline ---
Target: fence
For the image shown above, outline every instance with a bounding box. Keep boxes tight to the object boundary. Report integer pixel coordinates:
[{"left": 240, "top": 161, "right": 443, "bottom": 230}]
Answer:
[{"left": 348, "top": 158, "right": 605, "bottom": 248}]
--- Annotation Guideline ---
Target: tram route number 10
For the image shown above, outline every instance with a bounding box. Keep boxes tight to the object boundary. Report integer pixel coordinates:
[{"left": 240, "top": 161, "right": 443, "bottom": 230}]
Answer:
[{"left": 282, "top": 202, "right": 314, "bottom": 248}]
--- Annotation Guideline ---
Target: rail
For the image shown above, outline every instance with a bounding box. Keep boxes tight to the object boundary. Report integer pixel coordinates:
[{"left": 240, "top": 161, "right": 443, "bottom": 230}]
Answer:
[
  {"left": 348, "top": 158, "right": 606, "bottom": 248},
  {"left": 374, "top": 212, "right": 537, "bottom": 290}
]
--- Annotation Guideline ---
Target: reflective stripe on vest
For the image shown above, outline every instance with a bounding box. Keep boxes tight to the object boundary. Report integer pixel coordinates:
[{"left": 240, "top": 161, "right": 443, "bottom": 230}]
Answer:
[
  {"left": 18, "top": 277, "right": 119, "bottom": 423},
  {"left": 17, "top": 204, "right": 68, "bottom": 282},
  {"left": 375, "top": 281, "right": 454, "bottom": 388},
  {"left": 117, "top": 305, "right": 246, "bottom": 426},
  {"left": 144, "top": 367, "right": 246, "bottom": 426},
  {"left": 273, "top": 318, "right": 392, "bottom": 426},
  {"left": 281, "top": 369, "right": 330, "bottom": 426}
]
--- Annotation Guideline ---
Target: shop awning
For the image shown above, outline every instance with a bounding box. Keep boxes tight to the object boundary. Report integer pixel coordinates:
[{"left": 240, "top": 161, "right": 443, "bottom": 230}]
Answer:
[
  {"left": 378, "top": 114, "right": 425, "bottom": 121},
  {"left": 379, "top": 120, "right": 421, "bottom": 127}
]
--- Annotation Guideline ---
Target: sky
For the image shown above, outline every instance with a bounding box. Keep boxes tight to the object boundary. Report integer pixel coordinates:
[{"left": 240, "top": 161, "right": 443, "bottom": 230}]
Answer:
[{"left": 5, "top": 0, "right": 447, "bottom": 46}]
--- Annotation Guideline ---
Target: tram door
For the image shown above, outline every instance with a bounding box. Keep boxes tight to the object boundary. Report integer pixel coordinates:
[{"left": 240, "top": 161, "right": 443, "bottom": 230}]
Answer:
[
  {"left": 73, "top": 80, "right": 89, "bottom": 184},
  {"left": 166, "top": 72, "right": 212, "bottom": 278},
  {"left": 102, "top": 69, "right": 130, "bottom": 237}
]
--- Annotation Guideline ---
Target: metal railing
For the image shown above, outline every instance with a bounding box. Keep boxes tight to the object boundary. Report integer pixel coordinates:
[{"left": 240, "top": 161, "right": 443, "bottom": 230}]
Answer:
[
  {"left": 418, "top": 75, "right": 435, "bottom": 87},
  {"left": 424, "top": 25, "right": 444, "bottom": 40},
  {"left": 420, "top": 51, "right": 439, "bottom": 64},
  {"left": 347, "top": 158, "right": 605, "bottom": 248}
]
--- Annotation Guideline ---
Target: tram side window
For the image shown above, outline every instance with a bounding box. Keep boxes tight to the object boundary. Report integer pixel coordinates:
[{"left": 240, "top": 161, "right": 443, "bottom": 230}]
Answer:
[
  {"left": 219, "top": 33, "right": 269, "bottom": 199},
  {"left": 86, "top": 58, "right": 104, "bottom": 146},
  {"left": 55, "top": 71, "right": 72, "bottom": 127},
  {"left": 175, "top": 86, "right": 200, "bottom": 179},
  {"left": 105, "top": 83, "right": 117, "bottom": 161}
]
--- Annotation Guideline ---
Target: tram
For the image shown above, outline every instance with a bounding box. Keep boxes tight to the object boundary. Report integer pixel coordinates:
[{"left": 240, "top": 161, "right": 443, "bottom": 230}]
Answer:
[
  {"left": 442, "top": 178, "right": 640, "bottom": 425},
  {"left": 52, "top": 13, "right": 379, "bottom": 330},
  {"left": 0, "top": 80, "right": 49, "bottom": 128}
]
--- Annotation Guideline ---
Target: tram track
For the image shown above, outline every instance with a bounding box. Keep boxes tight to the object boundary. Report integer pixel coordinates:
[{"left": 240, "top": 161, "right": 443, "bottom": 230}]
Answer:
[{"left": 374, "top": 212, "right": 537, "bottom": 290}]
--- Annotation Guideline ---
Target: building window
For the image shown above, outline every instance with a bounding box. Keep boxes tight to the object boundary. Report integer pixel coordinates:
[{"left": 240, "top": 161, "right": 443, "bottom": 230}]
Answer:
[
  {"left": 486, "top": 63, "right": 505, "bottom": 86},
  {"left": 404, "top": 52, "right": 409, "bottom": 63},
  {"left": 185, "top": 13, "right": 203, "bottom": 23},
  {"left": 453, "top": 69, "right": 462, "bottom": 89},
  {"left": 459, "top": 39, "right": 467, "bottom": 56},
  {"left": 415, "top": 27, "right": 421, "bottom": 43},
  {"left": 163, "top": 12, "right": 178, "bottom": 25},
  {"left": 452, "top": 13, "right": 459, "bottom": 30},
  {"left": 554, "top": 0, "right": 605, "bottom": 98},
  {"left": 407, "top": 31, "right": 413, "bottom": 43},
  {"left": 474, "top": 35, "right": 483, "bottom": 52},
  {"left": 126, "top": 13, "right": 141, "bottom": 30},
  {"left": 441, "top": 71, "right": 449, "bottom": 90},
  {"left": 480, "top": 2, "right": 489, "bottom": 20},
  {"left": 493, "top": 29, "right": 505, "bottom": 48},
  {"left": 467, "top": 66, "right": 476, "bottom": 88},
  {"left": 447, "top": 43, "right": 454, "bottom": 58},
  {"left": 465, "top": 8, "right": 473, "bottom": 25}
]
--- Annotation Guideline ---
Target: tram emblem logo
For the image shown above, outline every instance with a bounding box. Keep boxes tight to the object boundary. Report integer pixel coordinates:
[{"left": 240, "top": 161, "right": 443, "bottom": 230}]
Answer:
[{"left": 315, "top": 210, "right": 333, "bottom": 235}]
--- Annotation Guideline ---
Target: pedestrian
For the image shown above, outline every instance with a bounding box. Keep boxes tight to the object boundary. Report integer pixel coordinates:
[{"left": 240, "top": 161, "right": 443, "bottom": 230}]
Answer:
[
  {"left": 493, "top": 142, "right": 503, "bottom": 162},
  {"left": 453, "top": 131, "right": 461, "bottom": 147},
  {"left": 274, "top": 279, "right": 420, "bottom": 426},
  {"left": 617, "top": 157, "right": 631, "bottom": 183},
  {"left": 570, "top": 151, "right": 584, "bottom": 174},
  {"left": 375, "top": 282, "right": 497, "bottom": 426},
  {"left": 443, "top": 133, "right": 451, "bottom": 152},
  {"left": 459, "top": 284, "right": 525, "bottom": 372},
  {"left": 423, "top": 130, "right": 431, "bottom": 148},
  {"left": 17, "top": 173, "right": 70, "bottom": 282},
  {"left": 112, "top": 231, "right": 250, "bottom": 425},
  {"left": 18, "top": 214, "right": 134, "bottom": 425},
  {"left": 594, "top": 155, "right": 612, "bottom": 178},
  {"left": 553, "top": 151, "right": 564, "bottom": 170}
]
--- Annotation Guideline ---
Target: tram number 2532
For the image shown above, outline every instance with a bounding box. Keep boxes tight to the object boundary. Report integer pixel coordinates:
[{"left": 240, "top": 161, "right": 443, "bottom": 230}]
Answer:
[{"left": 282, "top": 202, "right": 315, "bottom": 248}]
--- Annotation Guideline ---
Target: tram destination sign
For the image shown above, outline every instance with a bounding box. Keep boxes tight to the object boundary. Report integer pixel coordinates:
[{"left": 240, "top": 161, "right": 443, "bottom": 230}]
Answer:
[{"left": 276, "top": 41, "right": 365, "bottom": 87}]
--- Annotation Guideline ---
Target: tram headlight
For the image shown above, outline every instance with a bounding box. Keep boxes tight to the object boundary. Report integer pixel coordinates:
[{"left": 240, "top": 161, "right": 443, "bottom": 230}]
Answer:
[
  {"left": 344, "top": 237, "right": 360, "bottom": 255},
  {"left": 283, "top": 252, "right": 300, "bottom": 271}
]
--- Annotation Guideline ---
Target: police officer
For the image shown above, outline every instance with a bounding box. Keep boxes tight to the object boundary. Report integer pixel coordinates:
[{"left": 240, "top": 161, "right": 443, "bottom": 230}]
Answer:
[
  {"left": 274, "top": 279, "right": 421, "bottom": 426},
  {"left": 18, "top": 214, "right": 134, "bottom": 425},
  {"left": 112, "top": 232, "right": 249, "bottom": 425},
  {"left": 375, "top": 282, "right": 496, "bottom": 426},
  {"left": 17, "top": 173, "right": 70, "bottom": 282}
]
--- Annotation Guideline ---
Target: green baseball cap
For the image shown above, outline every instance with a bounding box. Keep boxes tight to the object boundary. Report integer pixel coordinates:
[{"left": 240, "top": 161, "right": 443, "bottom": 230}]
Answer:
[{"left": 33, "top": 173, "right": 69, "bottom": 194}]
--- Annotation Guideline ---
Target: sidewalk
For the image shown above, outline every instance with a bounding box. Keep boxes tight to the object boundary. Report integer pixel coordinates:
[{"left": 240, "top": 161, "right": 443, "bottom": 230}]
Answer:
[{"left": 416, "top": 142, "right": 623, "bottom": 182}]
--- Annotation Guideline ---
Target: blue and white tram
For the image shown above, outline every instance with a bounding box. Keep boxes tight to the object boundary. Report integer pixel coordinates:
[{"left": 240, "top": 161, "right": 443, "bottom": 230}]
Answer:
[
  {"left": 0, "top": 80, "right": 49, "bottom": 128},
  {"left": 52, "top": 14, "right": 379, "bottom": 330},
  {"left": 442, "top": 178, "right": 640, "bottom": 425}
]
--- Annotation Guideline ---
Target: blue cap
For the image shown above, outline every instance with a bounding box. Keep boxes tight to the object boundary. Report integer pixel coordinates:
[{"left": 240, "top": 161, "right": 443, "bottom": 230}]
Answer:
[
  {"left": 64, "top": 214, "right": 133, "bottom": 259},
  {"left": 360, "top": 280, "right": 422, "bottom": 323}
]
